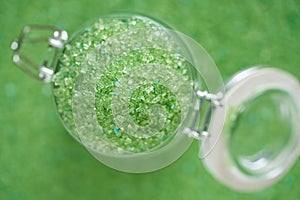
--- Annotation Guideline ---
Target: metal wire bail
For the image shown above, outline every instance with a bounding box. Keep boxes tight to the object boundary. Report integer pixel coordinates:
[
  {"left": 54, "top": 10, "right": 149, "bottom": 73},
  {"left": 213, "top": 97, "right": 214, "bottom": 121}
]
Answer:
[{"left": 11, "top": 25, "right": 68, "bottom": 82}]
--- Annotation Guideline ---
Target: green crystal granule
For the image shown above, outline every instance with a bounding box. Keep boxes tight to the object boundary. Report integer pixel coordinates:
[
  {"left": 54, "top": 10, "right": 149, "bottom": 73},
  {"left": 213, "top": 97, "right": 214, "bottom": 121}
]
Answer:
[{"left": 52, "top": 15, "right": 192, "bottom": 154}]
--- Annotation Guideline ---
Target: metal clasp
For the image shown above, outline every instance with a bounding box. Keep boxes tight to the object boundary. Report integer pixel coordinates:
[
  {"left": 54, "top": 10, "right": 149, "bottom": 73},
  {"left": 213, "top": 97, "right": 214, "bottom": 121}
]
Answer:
[
  {"left": 183, "top": 90, "right": 223, "bottom": 140},
  {"left": 11, "top": 25, "right": 68, "bottom": 83}
]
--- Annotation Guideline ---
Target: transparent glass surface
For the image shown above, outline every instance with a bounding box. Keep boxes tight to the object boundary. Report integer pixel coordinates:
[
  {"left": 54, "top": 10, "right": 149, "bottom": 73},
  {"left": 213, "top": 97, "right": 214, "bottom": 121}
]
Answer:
[
  {"left": 229, "top": 89, "right": 293, "bottom": 176},
  {"left": 52, "top": 14, "right": 224, "bottom": 172}
]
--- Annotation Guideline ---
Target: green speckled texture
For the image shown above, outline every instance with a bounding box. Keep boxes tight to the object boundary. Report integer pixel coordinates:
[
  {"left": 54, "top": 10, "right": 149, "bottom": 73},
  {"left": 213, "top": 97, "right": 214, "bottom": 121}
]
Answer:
[
  {"left": 53, "top": 15, "right": 192, "bottom": 153},
  {"left": 1, "top": 0, "right": 300, "bottom": 199}
]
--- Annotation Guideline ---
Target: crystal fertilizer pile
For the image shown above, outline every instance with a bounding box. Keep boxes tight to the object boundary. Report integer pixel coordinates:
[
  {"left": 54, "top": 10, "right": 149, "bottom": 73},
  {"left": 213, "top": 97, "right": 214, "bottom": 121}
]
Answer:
[{"left": 52, "top": 15, "right": 192, "bottom": 154}]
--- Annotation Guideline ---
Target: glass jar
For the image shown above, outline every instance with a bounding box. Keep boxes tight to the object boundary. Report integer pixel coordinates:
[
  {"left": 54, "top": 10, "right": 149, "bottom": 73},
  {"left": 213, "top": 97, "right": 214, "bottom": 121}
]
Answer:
[{"left": 11, "top": 13, "right": 300, "bottom": 192}]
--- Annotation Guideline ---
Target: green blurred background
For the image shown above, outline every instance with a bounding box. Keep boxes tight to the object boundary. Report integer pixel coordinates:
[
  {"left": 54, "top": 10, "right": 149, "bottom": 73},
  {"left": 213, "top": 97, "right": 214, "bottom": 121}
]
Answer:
[{"left": 1, "top": 0, "right": 300, "bottom": 199}]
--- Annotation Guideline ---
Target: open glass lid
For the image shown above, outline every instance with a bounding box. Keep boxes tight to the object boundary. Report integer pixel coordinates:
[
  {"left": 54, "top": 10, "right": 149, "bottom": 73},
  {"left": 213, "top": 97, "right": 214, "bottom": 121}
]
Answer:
[
  {"left": 203, "top": 67, "right": 300, "bottom": 191},
  {"left": 51, "top": 14, "right": 225, "bottom": 172}
]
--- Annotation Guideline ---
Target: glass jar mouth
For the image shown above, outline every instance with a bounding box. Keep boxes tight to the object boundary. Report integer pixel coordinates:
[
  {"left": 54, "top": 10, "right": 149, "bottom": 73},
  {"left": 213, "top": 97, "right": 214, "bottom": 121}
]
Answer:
[{"left": 63, "top": 14, "right": 224, "bottom": 172}]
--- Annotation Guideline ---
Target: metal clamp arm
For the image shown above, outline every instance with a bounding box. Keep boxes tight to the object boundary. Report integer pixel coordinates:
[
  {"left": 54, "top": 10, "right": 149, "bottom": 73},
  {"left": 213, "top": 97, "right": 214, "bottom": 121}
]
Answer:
[{"left": 11, "top": 25, "right": 68, "bottom": 82}]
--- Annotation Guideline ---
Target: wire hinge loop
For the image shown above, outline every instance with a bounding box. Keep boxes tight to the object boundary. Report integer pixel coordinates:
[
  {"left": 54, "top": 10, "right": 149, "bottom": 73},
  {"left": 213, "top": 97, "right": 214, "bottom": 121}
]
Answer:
[{"left": 183, "top": 90, "right": 223, "bottom": 140}]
